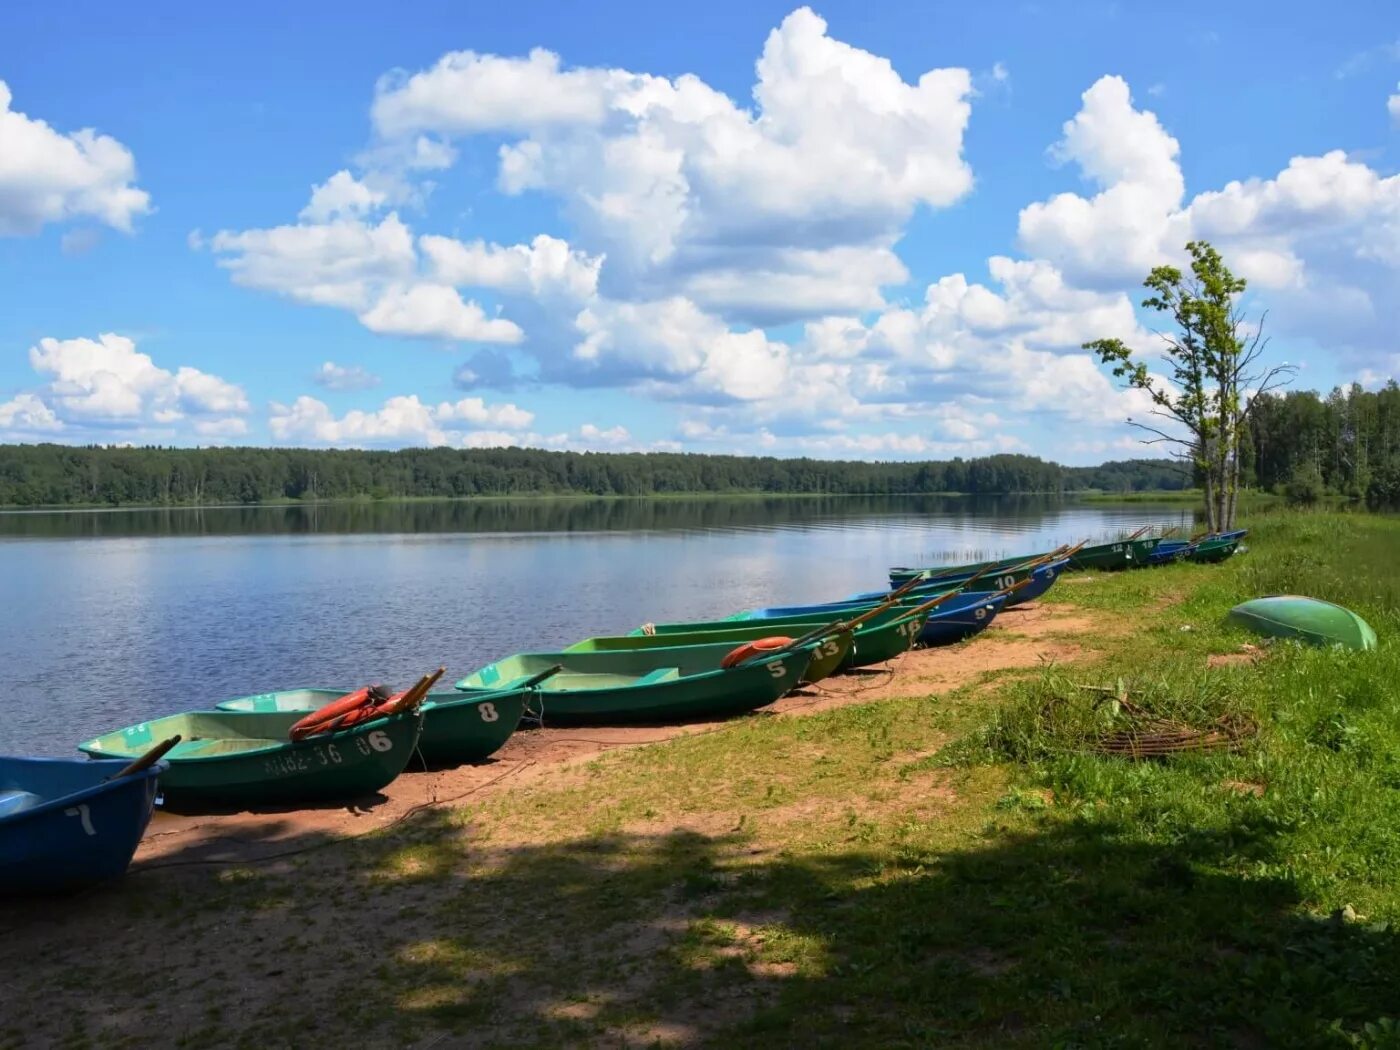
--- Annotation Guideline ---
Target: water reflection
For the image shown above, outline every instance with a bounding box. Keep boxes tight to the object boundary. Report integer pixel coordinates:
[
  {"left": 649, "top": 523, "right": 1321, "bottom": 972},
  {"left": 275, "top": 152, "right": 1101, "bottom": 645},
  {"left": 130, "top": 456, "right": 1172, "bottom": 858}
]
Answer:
[{"left": 0, "top": 494, "right": 1193, "bottom": 539}]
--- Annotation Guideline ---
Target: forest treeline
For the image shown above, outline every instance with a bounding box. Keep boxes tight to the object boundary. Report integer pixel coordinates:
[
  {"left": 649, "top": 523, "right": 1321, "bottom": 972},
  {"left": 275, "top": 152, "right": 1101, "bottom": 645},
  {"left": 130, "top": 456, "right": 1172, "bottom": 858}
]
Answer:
[
  {"left": 0, "top": 446, "right": 1184, "bottom": 506},
  {"left": 0, "top": 382, "right": 1395, "bottom": 506}
]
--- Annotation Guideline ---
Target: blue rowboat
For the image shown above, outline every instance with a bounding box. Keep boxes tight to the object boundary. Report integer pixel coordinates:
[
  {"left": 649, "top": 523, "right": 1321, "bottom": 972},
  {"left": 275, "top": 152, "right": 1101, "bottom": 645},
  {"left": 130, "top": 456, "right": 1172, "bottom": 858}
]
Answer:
[
  {"left": 0, "top": 756, "right": 164, "bottom": 894},
  {"left": 916, "top": 594, "right": 1006, "bottom": 645},
  {"left": 1148, "top": 530, "right": 1248, "bottom": 565},
  {"left": 737, "top": 588, "right": 1000, "bottom": 622},
  {"left": 1147, "top": 540, "right": 1191, "bottom": 565},
  {"left": 848, "top": 560, "right": 1066, "bottom": 610}
]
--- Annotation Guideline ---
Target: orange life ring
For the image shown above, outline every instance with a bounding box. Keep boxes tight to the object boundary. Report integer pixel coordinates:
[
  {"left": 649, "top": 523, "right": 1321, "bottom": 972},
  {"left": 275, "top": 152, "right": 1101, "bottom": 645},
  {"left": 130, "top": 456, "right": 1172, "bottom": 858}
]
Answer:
[
  {"left": 720, "top": 636, "right": 793, "bottom": 669},
  {"left": 289, "top": 685, "right": 403, "bottom": 741}
]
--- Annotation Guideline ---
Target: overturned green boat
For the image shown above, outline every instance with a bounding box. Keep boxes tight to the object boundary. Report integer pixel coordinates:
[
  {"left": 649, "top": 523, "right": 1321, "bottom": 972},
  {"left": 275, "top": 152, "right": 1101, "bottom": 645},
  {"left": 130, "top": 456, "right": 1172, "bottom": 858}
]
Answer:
[
  {"left": 454, "top": 648, "right": 810, "bottom": 724},
  {"left": 216, "top": 687, "right": 529, "bottom": 767},
  {"left": 567, "top": 627, "right": 855, "bottom": 684},
  {"left": 79, "top": 709, "right": 423, "bottom": 811},
  {"left": 1227, "top": 595, "right": 1376, "bottom": 650}
]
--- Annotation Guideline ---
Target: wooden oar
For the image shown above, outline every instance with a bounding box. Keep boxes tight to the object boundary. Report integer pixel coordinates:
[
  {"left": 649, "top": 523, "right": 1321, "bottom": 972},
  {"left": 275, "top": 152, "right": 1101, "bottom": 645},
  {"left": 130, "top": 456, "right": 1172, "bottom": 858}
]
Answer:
[
  {"left": 872, "top": 557, "right": 1016, "bottom": 627},
  {"left": 104, "top": 735, "right": 181, "bottom": 781},
  {"left": 400, "top": 667, "right": 447, "bottom": 709},
  {"left": 1126, "top": 524, "right": 1152, "bottom": 541},
  {"left": 739, "top": 564, "right": 992, "bottom": 666}
]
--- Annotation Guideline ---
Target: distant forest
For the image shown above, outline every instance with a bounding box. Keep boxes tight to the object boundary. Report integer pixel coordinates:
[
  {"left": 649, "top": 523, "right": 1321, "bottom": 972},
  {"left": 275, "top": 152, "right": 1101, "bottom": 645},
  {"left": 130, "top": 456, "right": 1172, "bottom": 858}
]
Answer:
[{"left": 0, "top": 383, "right": 1396, "bottom": 507}]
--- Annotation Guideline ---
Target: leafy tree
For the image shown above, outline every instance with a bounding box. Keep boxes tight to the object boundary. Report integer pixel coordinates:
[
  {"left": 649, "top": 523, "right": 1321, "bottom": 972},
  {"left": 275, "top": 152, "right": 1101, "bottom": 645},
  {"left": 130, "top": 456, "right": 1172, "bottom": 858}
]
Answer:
[{"left": 1085, "top": 241, "right": 1293, "bottom": 532}]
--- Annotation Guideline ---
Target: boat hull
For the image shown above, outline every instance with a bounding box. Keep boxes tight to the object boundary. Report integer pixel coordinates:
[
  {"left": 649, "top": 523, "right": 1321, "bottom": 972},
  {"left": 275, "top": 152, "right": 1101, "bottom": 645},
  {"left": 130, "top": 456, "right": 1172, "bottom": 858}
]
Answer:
[
  {"left": 914, "top": 595, "right": 1005, "bottom": 646},
  {"left": 853, "top": 561, "right": 1064, "bottom": 610},
  {"left": 889, "top": 552, "right": 1046, "bottom": 588},
  {"left": 80, "top": 711, "right": 423, "bottom": 811},
  {"left": 417, "top": 690, "right": 530, "bottom": 765},
  {"left": 455, "top": 651, "right": 809, "bottom": 725},
  {"left": 738, "top": 588, "right": 995, "bottom": 622},
  {"left": 1189, "top": 537, "right": 1241, "bottom": 563},
  {"left": 568, "top": 628, "right": 853, "bottom": 684},
  {"left": 0, "top": 757, "right": 163, "bottom": 894},
  {"left": 1066, "top": 540, "right": 1137, "bottom": 572},
  {"left": 1226, "top": 596, "right": 1376, "bottom": 650}
]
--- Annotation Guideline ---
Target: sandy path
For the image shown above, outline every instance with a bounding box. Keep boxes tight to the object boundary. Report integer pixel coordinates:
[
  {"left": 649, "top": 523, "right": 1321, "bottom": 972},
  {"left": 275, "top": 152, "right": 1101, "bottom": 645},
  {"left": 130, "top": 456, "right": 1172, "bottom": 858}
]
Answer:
[{"left": 125, "top": 600, "right": 1100, "bottom": 870}]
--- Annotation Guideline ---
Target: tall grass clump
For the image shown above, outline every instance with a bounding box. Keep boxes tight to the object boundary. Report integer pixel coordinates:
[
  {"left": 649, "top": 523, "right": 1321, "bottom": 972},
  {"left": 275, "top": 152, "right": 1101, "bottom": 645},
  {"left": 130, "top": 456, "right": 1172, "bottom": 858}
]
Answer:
[
  {"left": 1236, "top": 509, "right": 1400, "bottom": 619},
  {"left": 986, "top": 663, "right": 1260, "bottom": 765}
]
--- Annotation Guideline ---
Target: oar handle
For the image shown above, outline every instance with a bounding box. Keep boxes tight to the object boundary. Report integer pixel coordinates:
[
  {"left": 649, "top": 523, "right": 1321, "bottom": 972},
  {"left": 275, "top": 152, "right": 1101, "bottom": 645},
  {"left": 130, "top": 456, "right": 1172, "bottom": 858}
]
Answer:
[
  {"left": 105, "top": 735, "right": 181, "bottom": 781},
  {"left": 523, "top": 664, "right": 563, "bottom": 689},
  {"left": 400, "top": 667, "right": 446, "bottom": 709}
]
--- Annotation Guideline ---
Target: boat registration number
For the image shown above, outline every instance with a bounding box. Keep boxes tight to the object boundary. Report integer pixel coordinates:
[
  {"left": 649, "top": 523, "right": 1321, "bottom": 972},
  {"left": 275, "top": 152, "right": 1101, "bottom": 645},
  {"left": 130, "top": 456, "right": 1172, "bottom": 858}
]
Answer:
[{"left": 262, "top": 732, "right": 395, "bottom": 776}]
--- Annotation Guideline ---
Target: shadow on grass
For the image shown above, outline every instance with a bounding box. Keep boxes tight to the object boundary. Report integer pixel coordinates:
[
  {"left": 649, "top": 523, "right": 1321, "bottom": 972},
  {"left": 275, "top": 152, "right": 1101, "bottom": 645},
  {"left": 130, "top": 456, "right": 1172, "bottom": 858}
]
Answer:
[{"left": 3, "top": 801, "right": 1397, "bottom": 1048}]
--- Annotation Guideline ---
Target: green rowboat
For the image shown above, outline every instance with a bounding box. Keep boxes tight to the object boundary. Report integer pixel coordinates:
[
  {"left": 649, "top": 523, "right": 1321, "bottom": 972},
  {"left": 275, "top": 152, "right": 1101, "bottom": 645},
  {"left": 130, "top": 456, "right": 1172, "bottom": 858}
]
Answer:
[
  {"left": 1065, "top": 539, "right": 1138, "bottom": 572},
  {"left": 79, "top": 709, "right": 423, "bottom": 811},
  {"left": 567, "top": 628, "right": 854, "bottom": 684},
  {"left": 889, "top": 553, "right": 1048, "bottom": 587},
  {"left": 593, "top": 614, "right": 923, "bottom": 673},
  {"left": 1126, "top": 536, "right": 1163, "bottom": 562},
  {"left": 1226, "top": 595, "right": 1376, "bottom": 651},
  {"left": 891, "top": 534, "right": 1167, "bottom": 583},
  {"left": 216, "top": 687, "right": 529, "bottom": 767},
  {"left": 638, "top": 604, "right": 912, "bottom": 636},
  {"left": 418, "top": 690, "right": 529, "bottom": 765},
  {"left": 1188, "top": 536, "right": 1240, "bottom": 563},
  {"left": 454, "top": 649, "right": 810, "bottom": 724}
]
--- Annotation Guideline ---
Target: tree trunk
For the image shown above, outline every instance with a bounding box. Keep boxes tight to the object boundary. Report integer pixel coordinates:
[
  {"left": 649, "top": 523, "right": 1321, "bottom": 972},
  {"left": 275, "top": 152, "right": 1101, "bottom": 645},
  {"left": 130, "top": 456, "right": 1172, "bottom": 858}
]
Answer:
[{"left": 1202, "top": 467, "right": 1217, "bottom": 533}]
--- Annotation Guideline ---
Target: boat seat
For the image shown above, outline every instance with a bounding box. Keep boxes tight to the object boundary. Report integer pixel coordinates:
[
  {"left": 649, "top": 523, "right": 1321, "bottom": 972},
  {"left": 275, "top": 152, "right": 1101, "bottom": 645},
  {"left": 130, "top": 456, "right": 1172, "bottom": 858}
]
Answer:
[{"left": 633, "top": 667, "right": 681, "bottom": 686}]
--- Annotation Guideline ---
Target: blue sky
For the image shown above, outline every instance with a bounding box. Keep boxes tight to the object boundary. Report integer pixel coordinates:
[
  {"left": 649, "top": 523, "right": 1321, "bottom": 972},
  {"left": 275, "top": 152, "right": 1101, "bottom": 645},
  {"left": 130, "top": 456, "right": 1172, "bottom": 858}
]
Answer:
[{"left": 1, "top": 0, "right": 1396, "bottom": 463}]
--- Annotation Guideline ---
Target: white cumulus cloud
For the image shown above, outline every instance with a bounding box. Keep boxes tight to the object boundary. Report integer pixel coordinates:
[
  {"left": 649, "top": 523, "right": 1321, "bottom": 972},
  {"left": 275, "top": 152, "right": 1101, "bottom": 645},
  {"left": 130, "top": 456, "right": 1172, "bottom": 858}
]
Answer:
[
  {"left": 357, "top": 283, "right": 523, "bottom": 343},
  {"left": 370, "top": 7, "right": 973, "bottom": 322},
  {"left": 268, "top": 392, "right": 534, "bottom": 447},
  {"left": 0, "top": 80, "right": 151, "bottom": 236},
  {"left": 0, "top": 333, "right": 250, "bottom": 441}
]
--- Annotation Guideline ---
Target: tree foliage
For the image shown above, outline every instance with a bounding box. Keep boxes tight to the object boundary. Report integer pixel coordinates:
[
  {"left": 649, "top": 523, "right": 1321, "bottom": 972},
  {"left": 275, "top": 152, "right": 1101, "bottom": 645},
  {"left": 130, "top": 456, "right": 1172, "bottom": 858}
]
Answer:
[
  {"left": 0, "top": 446, "right": 1192, "bottom": 507},
  {"left": 1086, "top": 241, "right": 1293, "bottom": 531}
]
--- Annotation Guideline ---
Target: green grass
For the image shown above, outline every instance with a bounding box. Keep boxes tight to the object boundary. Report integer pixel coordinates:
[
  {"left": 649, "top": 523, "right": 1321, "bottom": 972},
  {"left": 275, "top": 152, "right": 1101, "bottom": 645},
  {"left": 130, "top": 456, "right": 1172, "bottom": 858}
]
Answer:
[
  {"left": 3, "top": 508, "right": 1397, "bottom": 1048},
  {"left": 1078, "top": 488, "right": 1282, "bottom": 507}
]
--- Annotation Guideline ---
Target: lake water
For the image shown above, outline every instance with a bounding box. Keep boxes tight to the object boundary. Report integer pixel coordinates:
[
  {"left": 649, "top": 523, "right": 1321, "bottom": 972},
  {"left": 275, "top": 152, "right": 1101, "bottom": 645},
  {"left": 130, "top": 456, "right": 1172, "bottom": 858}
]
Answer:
[{"left": 0, "top": 496, "right": 1192, "bottom": 756}]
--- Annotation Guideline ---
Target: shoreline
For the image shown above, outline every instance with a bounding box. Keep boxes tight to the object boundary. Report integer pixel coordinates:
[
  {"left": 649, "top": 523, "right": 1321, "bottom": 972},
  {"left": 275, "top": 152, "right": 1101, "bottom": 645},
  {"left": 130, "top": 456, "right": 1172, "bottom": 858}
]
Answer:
[{"left": 0, "top": 490, "right": 1210, "bottom": 514}]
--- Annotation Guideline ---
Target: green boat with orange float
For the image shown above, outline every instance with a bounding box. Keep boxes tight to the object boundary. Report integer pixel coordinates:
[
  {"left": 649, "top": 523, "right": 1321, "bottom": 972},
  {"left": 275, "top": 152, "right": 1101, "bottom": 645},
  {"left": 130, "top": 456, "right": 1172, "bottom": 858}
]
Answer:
[{"left": 81, "top": 671, "right": 446, "bottom": 810}]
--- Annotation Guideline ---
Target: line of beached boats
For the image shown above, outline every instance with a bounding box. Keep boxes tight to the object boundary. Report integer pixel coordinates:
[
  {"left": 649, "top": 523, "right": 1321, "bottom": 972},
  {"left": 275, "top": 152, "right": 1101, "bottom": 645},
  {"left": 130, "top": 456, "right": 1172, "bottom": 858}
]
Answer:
[{"left": 1, "top": 525, "right": 1247, "bottom": 894}]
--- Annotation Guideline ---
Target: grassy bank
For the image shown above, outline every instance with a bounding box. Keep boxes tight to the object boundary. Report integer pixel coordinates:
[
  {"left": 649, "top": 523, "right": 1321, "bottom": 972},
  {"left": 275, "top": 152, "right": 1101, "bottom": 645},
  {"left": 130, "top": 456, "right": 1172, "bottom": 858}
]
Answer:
[
  {"left": 1078, "top": 487, "right": 1282, "bottom": 508},
  {"left": 2, "top": 509, "right": 1396, "bottom": 1048}
]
